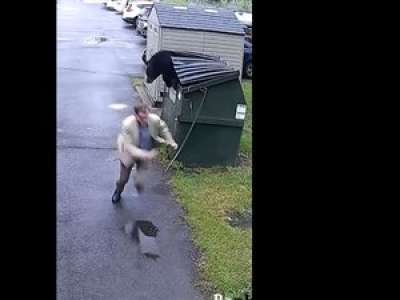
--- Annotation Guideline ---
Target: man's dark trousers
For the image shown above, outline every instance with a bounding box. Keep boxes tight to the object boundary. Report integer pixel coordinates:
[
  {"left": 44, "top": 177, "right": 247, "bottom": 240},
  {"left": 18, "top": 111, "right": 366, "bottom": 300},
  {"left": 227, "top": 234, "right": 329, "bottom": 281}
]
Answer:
[{"left": 115, "top": 160, "right": 147, "bottom": 195}]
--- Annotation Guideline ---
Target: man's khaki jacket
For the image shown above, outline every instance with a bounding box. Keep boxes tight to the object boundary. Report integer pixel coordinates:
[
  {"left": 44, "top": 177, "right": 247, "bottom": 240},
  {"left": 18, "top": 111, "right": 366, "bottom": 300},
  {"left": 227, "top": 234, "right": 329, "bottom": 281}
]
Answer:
[{"left": 117, "top": 113, "right": 176, "bottom": 167}]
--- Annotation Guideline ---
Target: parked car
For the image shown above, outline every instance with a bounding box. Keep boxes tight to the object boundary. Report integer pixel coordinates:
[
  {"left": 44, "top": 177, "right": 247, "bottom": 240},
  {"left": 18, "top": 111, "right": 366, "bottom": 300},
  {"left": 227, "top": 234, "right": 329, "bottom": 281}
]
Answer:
[
  {"left": 106, "top": 0, "right": 119, "bottom": 10},
  {"left": 242, "top": 25, "right": 252, "bottom": 43},
  {"left": 114, "top": 0, "right": 129, "bottom": 14},
  {"left": 235, "top": 11, "right": 252, "bottom": 27},
  {"left": 122, "top": 0, "right": 153, "bottom": 26},
  {"left": 243, "top": 40, "right": 252, "bottom": 78},
  {"left": 136, "top": 6, "right": 152, "bottom": 37}
]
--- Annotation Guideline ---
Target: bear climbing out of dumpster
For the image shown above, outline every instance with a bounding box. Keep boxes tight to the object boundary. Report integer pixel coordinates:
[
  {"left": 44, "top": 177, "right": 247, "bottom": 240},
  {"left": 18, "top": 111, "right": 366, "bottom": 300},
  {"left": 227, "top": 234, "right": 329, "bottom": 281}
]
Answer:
[{"left": 145, "top": 51, "right": 179, "bottom": 89}]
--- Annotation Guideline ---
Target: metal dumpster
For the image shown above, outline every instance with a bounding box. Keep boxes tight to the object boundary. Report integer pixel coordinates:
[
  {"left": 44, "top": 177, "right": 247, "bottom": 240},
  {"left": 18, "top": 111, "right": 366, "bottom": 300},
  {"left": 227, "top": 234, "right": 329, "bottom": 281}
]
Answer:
[{"left": 160, "top": 52, "right": 247, "bottom": 167}]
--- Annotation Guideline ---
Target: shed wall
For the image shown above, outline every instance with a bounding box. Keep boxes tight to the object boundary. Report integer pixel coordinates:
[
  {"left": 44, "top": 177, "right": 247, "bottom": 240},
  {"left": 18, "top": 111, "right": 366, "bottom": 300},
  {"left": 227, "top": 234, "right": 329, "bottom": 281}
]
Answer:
[{"left": 144, "top": 8, "right": 163, "bottom": 102}]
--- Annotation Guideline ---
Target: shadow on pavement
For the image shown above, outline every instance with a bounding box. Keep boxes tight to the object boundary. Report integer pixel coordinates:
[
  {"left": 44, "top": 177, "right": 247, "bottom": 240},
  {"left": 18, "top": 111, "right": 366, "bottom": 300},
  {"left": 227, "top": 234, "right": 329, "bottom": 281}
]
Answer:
[{"left": 123, "top": 219, "right": 161, "bottom": 260}]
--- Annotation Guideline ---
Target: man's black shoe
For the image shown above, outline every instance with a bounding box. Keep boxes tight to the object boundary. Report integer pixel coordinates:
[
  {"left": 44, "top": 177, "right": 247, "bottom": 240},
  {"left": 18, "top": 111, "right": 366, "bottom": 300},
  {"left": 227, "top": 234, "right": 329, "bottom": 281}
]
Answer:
[{"left": 112, "top": 191, "right": 121, "bottom": 203}]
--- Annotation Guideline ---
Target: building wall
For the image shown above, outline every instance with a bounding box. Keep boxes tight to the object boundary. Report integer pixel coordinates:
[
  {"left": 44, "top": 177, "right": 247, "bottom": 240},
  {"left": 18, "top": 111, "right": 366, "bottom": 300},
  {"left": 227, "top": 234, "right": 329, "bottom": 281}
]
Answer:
[
  {"left": 161, "top": 29, "right": 204, "bottom": 53},
  {"left": 202, "top": 31, "right": 244, "bottom": 74},
  {"left": 161, "top": 28, "right": 244, "bottom": 76}
]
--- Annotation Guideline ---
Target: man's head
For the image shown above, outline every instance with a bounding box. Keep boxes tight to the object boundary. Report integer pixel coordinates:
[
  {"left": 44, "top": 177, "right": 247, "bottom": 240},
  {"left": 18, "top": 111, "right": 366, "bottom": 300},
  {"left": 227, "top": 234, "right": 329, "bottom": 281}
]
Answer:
[{"left": 134, "top": 104, "right": 150, "bottom": 125}]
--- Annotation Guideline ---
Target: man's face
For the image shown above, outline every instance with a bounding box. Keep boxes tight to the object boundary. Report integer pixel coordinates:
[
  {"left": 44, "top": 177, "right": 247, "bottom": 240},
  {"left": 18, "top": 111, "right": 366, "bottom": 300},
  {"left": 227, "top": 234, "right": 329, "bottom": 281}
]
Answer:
[{"left": 137, "top": 110, "right": 149, "bottom": 125}]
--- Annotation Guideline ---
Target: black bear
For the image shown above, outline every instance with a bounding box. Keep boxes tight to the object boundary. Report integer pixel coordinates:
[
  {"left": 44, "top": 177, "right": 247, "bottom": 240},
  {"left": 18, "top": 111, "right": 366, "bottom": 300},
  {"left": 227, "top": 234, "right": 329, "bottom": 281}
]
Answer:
[{"left": 145, "top": 50, "right": 179, "bottom": 89}]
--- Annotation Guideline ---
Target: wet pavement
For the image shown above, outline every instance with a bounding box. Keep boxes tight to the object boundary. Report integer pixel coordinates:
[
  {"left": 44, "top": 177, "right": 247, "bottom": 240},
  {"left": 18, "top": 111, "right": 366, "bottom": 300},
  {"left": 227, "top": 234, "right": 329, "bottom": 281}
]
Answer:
[{"left": 57, "top": 1, "right": 204, "bottom": 299}]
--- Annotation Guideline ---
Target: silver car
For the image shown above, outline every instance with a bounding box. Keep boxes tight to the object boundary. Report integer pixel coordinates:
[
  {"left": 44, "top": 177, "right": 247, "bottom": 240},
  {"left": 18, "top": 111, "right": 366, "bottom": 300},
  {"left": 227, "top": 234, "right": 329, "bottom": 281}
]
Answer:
[{"left": 136, "top": 6, "right": 152, "bottom": 37}]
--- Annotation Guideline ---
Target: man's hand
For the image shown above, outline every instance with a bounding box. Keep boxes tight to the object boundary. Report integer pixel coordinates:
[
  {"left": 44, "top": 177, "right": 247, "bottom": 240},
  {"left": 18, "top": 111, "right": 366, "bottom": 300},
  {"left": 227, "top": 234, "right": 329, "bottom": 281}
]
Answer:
[
  {"left": 156, "top": 137, "right": 177, "bottom": 150},
  {"left": 155, "top": 137, "right": 166, "bottom": 144},
  {"left": 145, "top": 149, "right": 159, "bottom": 161}
]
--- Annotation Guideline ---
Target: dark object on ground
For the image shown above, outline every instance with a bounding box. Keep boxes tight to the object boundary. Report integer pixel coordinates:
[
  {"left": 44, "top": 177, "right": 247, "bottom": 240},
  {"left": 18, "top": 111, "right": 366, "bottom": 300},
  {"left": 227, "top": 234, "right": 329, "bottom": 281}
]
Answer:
[
  {"left": 135, "top": 220, "right": 159, "bottom": 236},
  {"left": 112, "top": 190, "right": 121, "bottom": 203},
  {"left": 227, "top": 209, "right": 252, "bottom": 229},
  {"left": 134, "top": 220, "right": 160, "bottom": 258}
]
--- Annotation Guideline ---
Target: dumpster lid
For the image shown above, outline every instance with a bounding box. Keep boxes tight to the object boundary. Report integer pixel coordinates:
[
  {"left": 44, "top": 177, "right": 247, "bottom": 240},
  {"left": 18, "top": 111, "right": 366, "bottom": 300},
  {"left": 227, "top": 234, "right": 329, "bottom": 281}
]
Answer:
[{"left": 170, "top": 51, "right": 240, "bottom": 87}]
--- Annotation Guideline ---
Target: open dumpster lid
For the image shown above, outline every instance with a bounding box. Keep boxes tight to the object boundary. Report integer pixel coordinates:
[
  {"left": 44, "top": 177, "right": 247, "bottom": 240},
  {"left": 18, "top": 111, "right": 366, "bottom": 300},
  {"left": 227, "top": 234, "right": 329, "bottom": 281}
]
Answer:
[{"left": 170, "top": 52, "right": 240, "bottom": 88}]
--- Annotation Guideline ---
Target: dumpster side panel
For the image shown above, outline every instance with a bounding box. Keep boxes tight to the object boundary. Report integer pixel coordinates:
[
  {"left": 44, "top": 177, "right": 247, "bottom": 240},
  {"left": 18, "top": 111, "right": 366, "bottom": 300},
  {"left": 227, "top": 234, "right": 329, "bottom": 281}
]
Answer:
[
  {"left": 175, "top": 123, "right": 243, "bottom": 167},
  {"left": 161, "top": 87, "right": 180, "bottom": 137},
  {"left": 180, "top": 80, "right": 246, "bottom": 122},
  {"left": 173, "top": 80, "right": 246, "bottom": 167}
]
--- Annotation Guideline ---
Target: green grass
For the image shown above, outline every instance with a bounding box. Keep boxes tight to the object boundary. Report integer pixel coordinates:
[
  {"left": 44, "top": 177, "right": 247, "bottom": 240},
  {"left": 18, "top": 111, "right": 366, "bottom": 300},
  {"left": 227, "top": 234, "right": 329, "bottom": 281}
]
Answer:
[
  {"left": 164, "top": 81, "right": 252, "bottom": 298},
  {"left": 161, "top": 0, "right": 189, "bottom": 5},
  {"left": 130, "top": 76, "right": 144, "bottom": 88},
  {"left": 240, "top": 80, "right": 252, "bottom": 159}
]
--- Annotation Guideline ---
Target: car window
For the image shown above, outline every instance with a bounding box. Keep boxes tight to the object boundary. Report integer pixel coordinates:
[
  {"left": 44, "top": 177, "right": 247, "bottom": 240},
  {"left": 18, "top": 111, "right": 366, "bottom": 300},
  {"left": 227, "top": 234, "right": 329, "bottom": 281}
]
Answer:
[{"left": 137, "top": 4, "right": 152, "bottom": 8}]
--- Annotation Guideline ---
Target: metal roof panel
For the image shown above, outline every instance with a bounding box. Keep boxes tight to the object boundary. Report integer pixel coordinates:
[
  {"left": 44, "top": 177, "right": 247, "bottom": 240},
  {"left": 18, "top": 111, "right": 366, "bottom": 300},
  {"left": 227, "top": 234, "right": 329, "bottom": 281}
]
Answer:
[{"left": 169, "top": 52, "right": 239, "bottom": 86}]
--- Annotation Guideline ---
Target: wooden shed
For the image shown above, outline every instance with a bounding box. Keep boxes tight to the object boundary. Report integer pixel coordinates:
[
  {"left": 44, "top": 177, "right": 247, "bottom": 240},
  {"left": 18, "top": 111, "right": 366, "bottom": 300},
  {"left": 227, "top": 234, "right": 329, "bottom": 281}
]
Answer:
[{"left": 144, "top": 3, "right": 245, "bottom": 104}]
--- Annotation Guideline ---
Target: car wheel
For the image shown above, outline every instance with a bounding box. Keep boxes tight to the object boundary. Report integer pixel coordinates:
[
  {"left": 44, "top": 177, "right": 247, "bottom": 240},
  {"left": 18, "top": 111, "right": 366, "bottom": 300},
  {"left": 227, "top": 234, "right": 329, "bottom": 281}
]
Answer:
[
  {"left": 133, "top": 17, "right": 138, "bottom": 28},
  {"left": 244, "top": 62, "right": 252, "bottom": 78}
]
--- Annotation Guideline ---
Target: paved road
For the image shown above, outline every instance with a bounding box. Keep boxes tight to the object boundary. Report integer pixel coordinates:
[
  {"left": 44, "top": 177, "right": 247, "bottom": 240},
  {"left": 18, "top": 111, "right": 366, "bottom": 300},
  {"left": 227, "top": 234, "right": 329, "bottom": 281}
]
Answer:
[{"left": 57, "top": 1, "right": 204, "bottom": 299}]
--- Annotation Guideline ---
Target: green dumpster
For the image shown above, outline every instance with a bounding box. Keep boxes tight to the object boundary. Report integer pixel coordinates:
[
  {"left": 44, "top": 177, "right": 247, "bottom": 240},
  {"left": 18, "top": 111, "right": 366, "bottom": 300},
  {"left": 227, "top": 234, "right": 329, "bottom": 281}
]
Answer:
[{"left": 161, "top": 52, "right": 247, "bottom": 167}]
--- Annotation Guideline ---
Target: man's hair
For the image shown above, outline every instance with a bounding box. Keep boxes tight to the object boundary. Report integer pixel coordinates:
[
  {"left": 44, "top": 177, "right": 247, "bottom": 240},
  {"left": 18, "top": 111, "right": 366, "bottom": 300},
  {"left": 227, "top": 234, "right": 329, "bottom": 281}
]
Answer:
[{"left": 134, "top": 104, "right": 150, "bottom": 115}]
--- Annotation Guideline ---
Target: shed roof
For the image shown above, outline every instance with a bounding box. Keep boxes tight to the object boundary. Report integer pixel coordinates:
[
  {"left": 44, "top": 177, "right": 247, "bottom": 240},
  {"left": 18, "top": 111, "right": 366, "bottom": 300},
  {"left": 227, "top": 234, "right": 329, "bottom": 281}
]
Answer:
[{"left": 153, "top": 3, "right": 244, "bottom": 36}]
